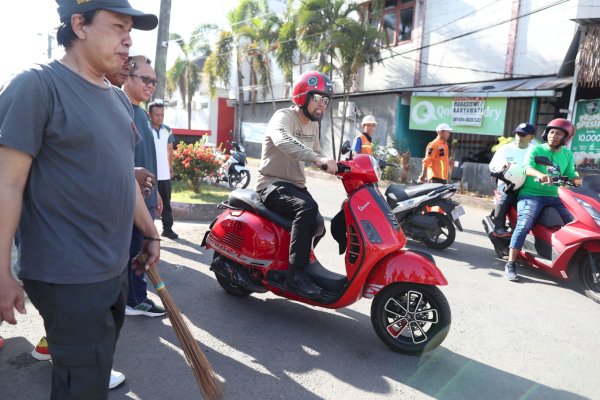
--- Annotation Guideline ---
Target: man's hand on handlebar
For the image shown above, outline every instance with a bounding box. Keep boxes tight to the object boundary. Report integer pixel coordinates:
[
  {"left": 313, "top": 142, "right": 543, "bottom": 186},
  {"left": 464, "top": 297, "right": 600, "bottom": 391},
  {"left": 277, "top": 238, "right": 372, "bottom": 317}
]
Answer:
[{"left": 317, "top": 157, "right": 338, "bottom": 175}]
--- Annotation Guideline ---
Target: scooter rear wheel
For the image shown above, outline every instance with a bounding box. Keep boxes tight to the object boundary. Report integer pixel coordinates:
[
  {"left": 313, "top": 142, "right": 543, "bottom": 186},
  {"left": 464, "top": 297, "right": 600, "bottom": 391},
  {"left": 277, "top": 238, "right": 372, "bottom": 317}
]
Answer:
[
  {"left": 423, "top": 212, "right": 456, "bottom": 250},
  {"left": 580, "top": 253, "right": 600, "bottom": 304},
  {"left": 215, "top": 273, "right": 252, "bottom": 297},
  {"left": 228, "top": 170, "right": 250, "bottom": 189},
  {"left": 371, "top": 283, "right": 451, "bottom": 354}
]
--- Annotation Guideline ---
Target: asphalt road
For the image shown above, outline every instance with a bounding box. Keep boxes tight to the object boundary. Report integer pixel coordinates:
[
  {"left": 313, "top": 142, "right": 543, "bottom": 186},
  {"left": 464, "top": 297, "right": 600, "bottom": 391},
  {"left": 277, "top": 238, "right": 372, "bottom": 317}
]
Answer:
[{"left": 1, "top": 168, "right": 599, "bottom": 400}]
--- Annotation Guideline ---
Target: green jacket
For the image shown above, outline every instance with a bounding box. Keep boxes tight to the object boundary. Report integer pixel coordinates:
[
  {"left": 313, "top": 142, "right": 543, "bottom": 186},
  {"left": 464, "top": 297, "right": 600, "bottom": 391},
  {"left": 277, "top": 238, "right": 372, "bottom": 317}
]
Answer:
[{"left": 518, "top": 143, "right": 578, "bottom": 198}]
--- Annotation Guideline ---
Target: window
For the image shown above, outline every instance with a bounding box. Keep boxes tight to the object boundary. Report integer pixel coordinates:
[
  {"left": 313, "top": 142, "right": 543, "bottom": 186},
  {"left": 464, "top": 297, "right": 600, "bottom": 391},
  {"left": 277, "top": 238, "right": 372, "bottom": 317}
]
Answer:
[{"left": 372, "top": 0, "right": 415, "bottom": 47}]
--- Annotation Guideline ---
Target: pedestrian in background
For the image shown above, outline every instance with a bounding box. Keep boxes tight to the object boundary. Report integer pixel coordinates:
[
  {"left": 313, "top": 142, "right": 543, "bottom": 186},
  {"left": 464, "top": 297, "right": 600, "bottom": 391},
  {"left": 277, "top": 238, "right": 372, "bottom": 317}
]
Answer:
[
  {"left": 149, "top": 101, "right": 179, "bottom": 240},
  {"left": 418, "top": 123, "right": 453, "bottom": 184},
  {"left": 352, "top": 115, "right": 377, "bottom": 155},
  {"left": 0, "top": 1, "right": 159, "bottom": 397},
  {"left": 123, "top": 58, "right": 166, "bottom": 317}
]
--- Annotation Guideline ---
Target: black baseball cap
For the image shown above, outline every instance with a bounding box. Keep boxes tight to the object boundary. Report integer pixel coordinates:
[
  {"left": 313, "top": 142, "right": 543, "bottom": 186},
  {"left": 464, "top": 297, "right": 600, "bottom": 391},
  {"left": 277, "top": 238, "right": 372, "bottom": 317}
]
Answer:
[
  {"left": 514, "top": 122, "right": 535, "bottom": 136},
  {"left": 56, "top": 0, "right": 158, "bottom": 31}
]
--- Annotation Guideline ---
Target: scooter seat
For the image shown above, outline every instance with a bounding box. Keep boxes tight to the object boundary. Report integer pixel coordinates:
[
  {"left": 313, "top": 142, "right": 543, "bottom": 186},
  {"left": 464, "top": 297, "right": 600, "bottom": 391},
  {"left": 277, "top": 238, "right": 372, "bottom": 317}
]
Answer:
[
  {"left": 228, "top": 189, "right": 292, "bottom": 230},
  {"left": 385, "top": 183, "right": 444, "bottom": 202}
]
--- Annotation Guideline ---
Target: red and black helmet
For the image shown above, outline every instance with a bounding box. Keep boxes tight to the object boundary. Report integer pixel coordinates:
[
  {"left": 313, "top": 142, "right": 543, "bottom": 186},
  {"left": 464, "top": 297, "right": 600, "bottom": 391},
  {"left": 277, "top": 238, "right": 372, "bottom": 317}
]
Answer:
[
  {"left": 542, "top": 118, "right": 575, "bottom": 146},
  {"left": 292, "top": 71, "right": 334, "bottom": 107}
]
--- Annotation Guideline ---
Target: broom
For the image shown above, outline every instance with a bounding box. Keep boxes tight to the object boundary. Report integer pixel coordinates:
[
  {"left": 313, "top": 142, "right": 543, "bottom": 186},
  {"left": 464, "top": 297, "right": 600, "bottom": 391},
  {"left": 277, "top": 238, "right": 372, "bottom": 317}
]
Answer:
[{"left": 135, "top": 252, "right": 224, "bottom": 400}]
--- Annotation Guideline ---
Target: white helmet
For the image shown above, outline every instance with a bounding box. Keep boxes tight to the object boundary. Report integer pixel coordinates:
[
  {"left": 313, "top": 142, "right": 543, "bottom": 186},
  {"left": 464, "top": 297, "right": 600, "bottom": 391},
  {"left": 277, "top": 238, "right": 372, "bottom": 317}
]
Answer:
[
  {"left": 503, "top": 164, "right": 526, "bottom": 191},
  {"left": 362, "top": 115, "right": 377, "bottom": 126}
]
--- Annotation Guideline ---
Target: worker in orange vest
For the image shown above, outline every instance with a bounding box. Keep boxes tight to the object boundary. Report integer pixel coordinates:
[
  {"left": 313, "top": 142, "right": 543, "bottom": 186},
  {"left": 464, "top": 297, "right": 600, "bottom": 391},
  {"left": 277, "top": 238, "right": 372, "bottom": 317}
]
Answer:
[
  {"left": 352, "top": 115, "right": 377, "bottom": 155},
  {"left": 418, "top": 123, "right": 453, "bottom": 184}
]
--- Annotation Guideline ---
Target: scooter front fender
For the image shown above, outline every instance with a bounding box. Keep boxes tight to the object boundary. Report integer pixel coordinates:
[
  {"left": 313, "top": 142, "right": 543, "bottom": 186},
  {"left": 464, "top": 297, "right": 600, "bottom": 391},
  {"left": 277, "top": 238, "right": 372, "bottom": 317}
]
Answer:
[{"left": 363, "top": 249, "right": 448, "bottom": 298}]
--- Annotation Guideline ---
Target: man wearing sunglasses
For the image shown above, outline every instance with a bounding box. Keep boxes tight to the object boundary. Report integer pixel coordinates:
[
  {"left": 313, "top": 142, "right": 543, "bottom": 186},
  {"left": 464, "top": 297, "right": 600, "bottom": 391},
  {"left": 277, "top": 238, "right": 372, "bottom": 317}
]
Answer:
[
  {"left": 488, "top": 122, "right": 537, "bottom": 236},
  {"left": 0, "top": 0, "right": 158, "bottom": 397},
  {"left": 256, "top": 71, "right": 338, "bottom": 300},
  {"left": 123, "top": 59, "right": 166, "bottom": 317}
]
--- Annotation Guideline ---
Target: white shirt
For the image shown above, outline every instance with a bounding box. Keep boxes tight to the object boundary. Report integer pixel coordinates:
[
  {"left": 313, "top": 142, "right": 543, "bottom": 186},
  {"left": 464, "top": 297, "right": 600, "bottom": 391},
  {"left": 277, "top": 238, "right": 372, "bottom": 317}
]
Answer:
[
  {"left": 489, "top": 141, "right": 535, "bottom": 187},
  {"left": 152, "top": 125, "right": 173, "bottom": 181}
]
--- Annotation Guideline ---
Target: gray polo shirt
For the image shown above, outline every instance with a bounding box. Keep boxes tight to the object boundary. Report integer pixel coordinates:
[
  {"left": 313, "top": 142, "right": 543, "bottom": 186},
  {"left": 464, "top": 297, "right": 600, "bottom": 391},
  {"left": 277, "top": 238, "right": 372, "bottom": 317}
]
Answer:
[{"left": 0, "top": 61, "right": 138, "bottom": 284}]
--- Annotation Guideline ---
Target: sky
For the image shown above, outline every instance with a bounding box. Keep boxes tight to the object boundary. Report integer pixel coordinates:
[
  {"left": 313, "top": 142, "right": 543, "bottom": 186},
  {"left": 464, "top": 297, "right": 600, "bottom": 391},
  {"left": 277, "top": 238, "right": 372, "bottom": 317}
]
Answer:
[{"left": 0, "top": 0, "right": 239, "bottom": 84}]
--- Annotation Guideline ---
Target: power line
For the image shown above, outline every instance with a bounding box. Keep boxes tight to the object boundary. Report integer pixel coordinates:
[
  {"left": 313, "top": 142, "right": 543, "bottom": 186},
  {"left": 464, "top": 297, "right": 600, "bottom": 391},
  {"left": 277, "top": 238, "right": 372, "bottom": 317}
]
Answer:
[{"left": 377, "top": 0, "right": 570, "bottom": 63}]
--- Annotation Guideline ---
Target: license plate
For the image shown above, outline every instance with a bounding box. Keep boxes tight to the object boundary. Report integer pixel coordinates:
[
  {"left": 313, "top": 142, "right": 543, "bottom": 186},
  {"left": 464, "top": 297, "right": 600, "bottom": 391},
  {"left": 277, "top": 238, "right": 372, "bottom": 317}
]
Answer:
[{"left": 451, "top": 205, "right": 465, "bottom": 220}]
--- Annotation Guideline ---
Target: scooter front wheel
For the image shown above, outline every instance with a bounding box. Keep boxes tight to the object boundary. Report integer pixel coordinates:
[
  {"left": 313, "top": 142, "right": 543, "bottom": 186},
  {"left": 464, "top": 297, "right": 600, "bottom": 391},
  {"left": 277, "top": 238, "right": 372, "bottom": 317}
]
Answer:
[
  {"left": 371, "top": 283, "right": 451, "bottom": 354},
  {"left": 423, "top": 212, "right": 456, "bottom": 250},
  {"left": 580, "top": 253, "right": 600, "bottom": 304}
]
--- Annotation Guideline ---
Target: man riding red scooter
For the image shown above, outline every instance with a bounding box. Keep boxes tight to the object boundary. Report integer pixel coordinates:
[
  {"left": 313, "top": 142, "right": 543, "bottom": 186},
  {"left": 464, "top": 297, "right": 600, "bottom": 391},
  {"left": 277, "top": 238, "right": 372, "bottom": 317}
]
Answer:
[{"left": 483, "top": 118, "right": 600, "bottom": 303}]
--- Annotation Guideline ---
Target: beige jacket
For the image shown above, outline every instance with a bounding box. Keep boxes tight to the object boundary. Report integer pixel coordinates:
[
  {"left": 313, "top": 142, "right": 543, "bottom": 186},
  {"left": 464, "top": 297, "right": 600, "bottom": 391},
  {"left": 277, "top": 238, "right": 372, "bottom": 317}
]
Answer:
[{"left": 256, "top": 107, "right": 322, "bottom": 191}]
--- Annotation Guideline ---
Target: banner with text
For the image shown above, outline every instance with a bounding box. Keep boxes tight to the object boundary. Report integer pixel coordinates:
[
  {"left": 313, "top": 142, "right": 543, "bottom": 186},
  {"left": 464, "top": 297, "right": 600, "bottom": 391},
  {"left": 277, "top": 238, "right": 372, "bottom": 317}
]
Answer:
[
  {"left": 571, "top": 99, "right": 600, "bottom": 168},
  {"left": 409, "top": 96, "right": 507, "bottom": 135}
]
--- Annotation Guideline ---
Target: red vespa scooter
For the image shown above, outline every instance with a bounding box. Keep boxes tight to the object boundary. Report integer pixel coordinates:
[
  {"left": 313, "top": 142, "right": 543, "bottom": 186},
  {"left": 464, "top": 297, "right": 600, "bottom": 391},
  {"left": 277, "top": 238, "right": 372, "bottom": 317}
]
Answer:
[
  {"left": 202, "top": 146, "right": 451, "bottom": 354},
  {"left": 483, "top": 156, "right": 600, "bottom": 303}
]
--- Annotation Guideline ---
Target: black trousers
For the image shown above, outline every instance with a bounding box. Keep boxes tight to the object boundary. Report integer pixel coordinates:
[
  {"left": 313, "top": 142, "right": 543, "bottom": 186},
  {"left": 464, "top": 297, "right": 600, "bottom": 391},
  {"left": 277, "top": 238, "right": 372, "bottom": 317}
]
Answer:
[
  {"left": 431, "top": 177, "right": 448, "bottom": 184},
  {"left": 158, "top": 179, "right": 173, "bottom": 231},
  {"left": 259, "top": 181, "right": 323, "bottom": 269},
  {"left": 23, "top": 270, "right": 128, "bottom": 400}
]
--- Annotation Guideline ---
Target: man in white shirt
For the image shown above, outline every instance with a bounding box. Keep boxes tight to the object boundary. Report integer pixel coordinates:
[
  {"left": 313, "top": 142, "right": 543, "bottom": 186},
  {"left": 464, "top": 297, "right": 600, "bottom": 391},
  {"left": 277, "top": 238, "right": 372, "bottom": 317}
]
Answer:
[
  {"left": 149, "top": 101, "right": 178, "bottom": 239},
  {"left": 488, "top": 122, "right": 536, "bottom": 236}
]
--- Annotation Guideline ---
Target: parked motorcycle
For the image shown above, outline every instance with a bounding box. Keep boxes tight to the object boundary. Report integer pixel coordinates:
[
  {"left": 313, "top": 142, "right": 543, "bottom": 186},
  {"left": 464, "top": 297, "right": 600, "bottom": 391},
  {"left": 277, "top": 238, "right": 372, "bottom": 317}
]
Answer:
[
  {"left": 482, "top": 156, "right": 600, "bottom": 303},
  {"left": 211, "top": 142, "right": 251, "bottom": 189},
  {"left": 384, "top": 182, "right": 464, "bottom": 249},
  {"left": 202, "top": 143, "right": 451, "bottom": 354}
]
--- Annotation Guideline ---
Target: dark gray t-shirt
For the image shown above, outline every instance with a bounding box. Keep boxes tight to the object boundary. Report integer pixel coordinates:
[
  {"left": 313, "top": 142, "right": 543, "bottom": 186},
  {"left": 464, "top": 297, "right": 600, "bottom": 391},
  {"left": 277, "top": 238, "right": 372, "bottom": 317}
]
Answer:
[{"left": 0, "top": 61, "right": 138, "bottom": 284}]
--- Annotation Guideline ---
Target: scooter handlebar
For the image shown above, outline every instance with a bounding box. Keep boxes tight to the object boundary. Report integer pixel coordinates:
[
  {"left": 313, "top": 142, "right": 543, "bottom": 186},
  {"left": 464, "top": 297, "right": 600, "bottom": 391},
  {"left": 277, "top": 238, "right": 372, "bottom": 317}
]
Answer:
[
  {"left": 320, "top": 163, "right": 350, "bottom": 173},
  {"left": 534, "top": 176, "right": 575, "bottom": 186}
]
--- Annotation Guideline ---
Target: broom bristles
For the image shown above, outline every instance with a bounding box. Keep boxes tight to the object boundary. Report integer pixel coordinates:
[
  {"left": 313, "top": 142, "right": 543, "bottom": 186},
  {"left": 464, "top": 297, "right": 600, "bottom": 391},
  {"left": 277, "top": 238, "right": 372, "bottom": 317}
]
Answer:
[{"left": 146, "top": 264, "right": 223, "bottom": 400}]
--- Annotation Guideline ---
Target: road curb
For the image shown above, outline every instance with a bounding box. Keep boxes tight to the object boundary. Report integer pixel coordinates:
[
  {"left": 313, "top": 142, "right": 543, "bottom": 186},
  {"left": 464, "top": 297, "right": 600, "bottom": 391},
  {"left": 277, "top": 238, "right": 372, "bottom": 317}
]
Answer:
[{"left": 172, "top": 202, "right": 220, "bottom": 222}]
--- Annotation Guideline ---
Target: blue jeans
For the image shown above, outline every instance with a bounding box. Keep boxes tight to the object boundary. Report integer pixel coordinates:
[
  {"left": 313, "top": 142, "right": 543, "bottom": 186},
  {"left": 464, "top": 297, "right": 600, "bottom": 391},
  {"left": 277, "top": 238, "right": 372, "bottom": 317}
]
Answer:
[
  {"left": 127, "top": 207, "right": 156, "bottom": 306},
  {"left": 509, "top": 195, "right": 573, "bottom": 250}
]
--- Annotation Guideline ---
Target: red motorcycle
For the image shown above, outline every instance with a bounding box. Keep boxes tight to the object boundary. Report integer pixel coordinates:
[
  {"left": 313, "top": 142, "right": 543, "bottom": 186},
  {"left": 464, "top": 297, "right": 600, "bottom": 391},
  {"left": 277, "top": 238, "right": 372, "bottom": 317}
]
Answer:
[
  {"left": 483, "top": 156, "right": 600, "bottom": 303},
  {"left": 202, "top": 148, "right": 451, "bottom": 354}
]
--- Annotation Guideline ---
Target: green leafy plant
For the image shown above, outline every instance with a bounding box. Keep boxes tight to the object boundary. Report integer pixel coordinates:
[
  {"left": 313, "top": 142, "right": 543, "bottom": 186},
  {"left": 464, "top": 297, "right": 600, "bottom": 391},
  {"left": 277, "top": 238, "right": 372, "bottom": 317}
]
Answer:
[{"left": 172, "top": 138, "right": 221, "bottom": 193}]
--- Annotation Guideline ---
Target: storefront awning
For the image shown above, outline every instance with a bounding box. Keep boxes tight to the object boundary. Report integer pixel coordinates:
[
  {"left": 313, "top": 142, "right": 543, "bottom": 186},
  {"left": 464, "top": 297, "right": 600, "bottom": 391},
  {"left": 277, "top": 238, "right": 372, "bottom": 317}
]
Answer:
[{"left": 409, "top": 76, "right": 573, "bottom": 98}]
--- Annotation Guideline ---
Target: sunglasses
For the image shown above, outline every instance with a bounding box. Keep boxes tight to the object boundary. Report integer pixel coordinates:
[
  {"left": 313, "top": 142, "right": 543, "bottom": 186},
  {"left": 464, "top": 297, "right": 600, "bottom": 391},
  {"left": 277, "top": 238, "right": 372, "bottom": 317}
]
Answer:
[
  {"left": 129, "top": 74, "right": 158, "bottom": 87},
  {"left": 312, "top": 94, "right": 330, "bottom": 106}
]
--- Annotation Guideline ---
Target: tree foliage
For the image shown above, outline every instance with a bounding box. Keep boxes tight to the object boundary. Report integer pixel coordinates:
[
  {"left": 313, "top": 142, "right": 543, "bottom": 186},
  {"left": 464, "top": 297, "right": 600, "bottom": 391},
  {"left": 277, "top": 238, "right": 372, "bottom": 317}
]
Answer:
[{"left": 167, "top": 23, "right": 216, "bottom": 129}]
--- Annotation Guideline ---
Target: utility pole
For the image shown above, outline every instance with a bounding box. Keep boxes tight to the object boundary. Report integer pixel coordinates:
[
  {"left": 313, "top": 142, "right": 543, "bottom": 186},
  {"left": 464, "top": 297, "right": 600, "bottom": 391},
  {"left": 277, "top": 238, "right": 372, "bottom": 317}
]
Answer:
[
  {"left": 47, "top": 33, "right": 53, "bottom": 59},
  {"left": 154, "top": 0, "right": 172, "bottom": 101}
]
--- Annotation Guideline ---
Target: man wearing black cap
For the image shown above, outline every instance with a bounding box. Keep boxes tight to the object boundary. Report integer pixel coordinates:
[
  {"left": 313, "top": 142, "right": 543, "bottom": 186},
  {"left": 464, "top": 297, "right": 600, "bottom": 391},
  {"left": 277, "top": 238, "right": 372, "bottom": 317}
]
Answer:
[
  {"left": 488, "top": 122, "right": 536, "bottom": 236},
  {"left": 0, "top": 1, "right": 158, "bottom": 398}
]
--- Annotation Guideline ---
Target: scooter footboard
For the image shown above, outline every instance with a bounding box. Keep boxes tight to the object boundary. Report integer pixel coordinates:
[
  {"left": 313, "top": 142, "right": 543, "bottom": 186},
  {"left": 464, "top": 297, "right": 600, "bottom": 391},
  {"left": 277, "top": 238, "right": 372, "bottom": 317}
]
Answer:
[{"left": 363, "top": 250, "right": 448, "bottom": 298}]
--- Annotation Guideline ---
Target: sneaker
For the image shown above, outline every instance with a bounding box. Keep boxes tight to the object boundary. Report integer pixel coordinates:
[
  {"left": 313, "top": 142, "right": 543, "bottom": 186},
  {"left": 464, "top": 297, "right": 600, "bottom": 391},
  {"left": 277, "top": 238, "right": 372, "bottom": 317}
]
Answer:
[
  {"left": 505, "top": 262, "right": 519, "bottom": 281},
  {"left": 31, "top": 336, "right": 52, "bottom": 361},
  {"left": 493, "top": 227, "right": 511, "bottom": 237},
  {"left": 161, "top": 229, "right": 179, "bottom": 240},
  {"left": 109, "top": 369, "right": 126, "bottom": 390},
  {"left": 125, "top": 299, "right": 166, "bottom": 317}
]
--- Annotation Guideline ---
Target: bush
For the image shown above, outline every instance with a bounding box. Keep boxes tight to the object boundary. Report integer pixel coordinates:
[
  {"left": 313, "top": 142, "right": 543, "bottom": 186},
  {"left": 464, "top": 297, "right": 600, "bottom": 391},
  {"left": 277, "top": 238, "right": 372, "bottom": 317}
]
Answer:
[{"left": 172, "top": 138, "right": 221, "bottom": 193}]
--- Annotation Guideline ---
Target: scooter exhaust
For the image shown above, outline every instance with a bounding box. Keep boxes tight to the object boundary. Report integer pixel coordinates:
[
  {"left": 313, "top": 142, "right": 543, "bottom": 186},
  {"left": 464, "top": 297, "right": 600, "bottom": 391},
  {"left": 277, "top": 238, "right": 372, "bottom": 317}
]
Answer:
[{"left": 210, "top": 255, "right": 266, "bottom": 293}]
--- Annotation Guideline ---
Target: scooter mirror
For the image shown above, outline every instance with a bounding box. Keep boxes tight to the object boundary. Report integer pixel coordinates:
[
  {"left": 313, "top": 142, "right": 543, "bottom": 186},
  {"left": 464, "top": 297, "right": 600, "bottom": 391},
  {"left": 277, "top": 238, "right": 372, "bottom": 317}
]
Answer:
[
  {"left": 534, "top": 156, "right": 553, "bottom": 166},
  {"left": 340, "top": 140, "right": 352, "bottom": 155}
]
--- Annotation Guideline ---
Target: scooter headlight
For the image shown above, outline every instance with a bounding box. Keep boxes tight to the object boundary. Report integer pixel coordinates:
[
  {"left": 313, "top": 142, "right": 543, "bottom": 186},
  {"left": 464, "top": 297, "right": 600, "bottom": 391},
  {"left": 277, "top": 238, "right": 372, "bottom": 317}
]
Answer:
[
  {"left": 575, "top": 197, "right": 600, "bottom": 227},
  {"left": 369, "top": 155, "right": 381, "bottom": 182}
]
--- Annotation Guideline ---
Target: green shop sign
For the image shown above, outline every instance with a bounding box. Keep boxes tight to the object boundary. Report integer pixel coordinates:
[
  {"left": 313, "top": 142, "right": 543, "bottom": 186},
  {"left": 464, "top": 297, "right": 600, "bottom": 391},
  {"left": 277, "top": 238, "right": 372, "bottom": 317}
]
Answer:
[
  {"left": 409, "top": 96, "right": 507, "bottom": 135},
  {"left": 571, "top": 99, "right": 600, "bottom": 168}
]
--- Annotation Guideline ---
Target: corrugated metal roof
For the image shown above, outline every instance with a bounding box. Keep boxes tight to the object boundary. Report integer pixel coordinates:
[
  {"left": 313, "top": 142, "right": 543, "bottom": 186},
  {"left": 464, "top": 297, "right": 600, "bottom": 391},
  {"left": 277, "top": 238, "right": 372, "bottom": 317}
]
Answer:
[{"left": 409, "top": 76, "right": 573, "bottom": 97}]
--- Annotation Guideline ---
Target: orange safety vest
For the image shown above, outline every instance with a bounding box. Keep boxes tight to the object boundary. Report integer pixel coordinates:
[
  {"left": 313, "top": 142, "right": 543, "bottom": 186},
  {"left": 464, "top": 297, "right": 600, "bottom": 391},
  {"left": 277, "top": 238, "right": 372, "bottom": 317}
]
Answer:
[
  {"left": 357, "top": 133, "right": 373, "bottom": 155},
  {"left": 422, "top": 136, "right": 449, "bottom": 180}
]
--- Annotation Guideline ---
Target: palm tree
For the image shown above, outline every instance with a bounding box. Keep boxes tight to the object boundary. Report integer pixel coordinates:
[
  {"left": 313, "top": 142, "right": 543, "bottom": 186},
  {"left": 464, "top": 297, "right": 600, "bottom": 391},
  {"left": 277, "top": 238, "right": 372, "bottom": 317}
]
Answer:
[
  {"left": 166, "top": 23, "right": 216, "bottom": 129},
  {"left": 332, "top": 14, "right": 382, "bottom": 159},
  {"left": 296, "top": 0, "right": 360, "bottom": 160},
  {"left": 274, "top": 0, "right": 298, "bottom": 98}
]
